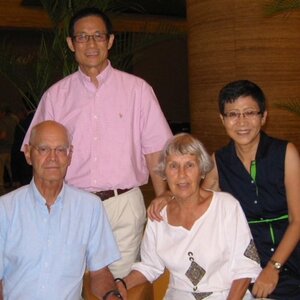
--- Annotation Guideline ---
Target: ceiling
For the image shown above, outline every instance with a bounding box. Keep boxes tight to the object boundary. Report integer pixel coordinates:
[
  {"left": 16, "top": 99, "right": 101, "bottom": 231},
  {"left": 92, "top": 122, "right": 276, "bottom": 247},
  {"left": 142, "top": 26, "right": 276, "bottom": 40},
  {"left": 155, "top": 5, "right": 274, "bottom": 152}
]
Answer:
[{"left": 21, "top": 0, "right": 186, "bottom": 18}]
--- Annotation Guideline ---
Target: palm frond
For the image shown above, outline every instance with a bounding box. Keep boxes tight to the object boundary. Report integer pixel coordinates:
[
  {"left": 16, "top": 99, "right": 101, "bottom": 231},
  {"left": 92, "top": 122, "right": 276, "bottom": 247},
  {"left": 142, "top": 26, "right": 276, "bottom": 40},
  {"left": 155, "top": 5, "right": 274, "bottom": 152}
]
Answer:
[
  {"left": 0, "top": 1, "right": 183, "bottom": 109},
  {"left": 0, "top": 39, "right": 38, "bottom": 109},
  {"left": 39, "top": 0, "right": 144, "bottom": 25},
  {"left": 265, "top": 0, "right": 300, "bottom": 16},
  {"left": 274, "top": 100, "right": 300, "bottom": 117},
  {"left": 111, "top": 23, "right": 184, "bottom": 71}
]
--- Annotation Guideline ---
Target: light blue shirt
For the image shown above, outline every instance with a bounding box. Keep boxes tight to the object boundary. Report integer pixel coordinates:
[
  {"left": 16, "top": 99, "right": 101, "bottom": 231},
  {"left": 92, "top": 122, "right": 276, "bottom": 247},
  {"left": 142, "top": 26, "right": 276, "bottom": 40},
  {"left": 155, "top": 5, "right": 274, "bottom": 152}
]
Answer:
[{"left": 0, "top": 180, "right": 120, "bottom": 300}]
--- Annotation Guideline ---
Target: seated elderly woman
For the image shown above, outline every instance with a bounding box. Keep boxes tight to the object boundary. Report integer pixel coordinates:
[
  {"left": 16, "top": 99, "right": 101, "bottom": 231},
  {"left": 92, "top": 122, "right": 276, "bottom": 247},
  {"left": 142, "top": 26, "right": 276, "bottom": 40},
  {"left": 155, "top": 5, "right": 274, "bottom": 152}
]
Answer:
[{"left": 118, "top": 133, "right": 261, "bottom": 300}]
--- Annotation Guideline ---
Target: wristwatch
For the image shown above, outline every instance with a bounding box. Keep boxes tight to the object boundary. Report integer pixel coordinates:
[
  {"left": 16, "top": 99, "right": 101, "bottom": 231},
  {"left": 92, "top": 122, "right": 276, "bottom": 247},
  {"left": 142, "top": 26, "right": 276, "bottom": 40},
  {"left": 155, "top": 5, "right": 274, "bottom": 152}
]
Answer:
[{"left": 270, "top": 259, "right": 282, "bottom": 271}]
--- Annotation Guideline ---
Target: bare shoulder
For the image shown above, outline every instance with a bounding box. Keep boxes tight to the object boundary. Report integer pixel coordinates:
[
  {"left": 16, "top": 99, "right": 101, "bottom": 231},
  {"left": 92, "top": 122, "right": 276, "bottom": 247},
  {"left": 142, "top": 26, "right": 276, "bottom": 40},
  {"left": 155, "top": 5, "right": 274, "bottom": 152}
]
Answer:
[
  {"left": 285, "top": 142, "right": 300, "bottom": 174},
  {"left": 286, "top": 142, "right": 300, "bottom": 158},
  {"left": 284, "top": 142, "right": 300, "bottom": 216}
]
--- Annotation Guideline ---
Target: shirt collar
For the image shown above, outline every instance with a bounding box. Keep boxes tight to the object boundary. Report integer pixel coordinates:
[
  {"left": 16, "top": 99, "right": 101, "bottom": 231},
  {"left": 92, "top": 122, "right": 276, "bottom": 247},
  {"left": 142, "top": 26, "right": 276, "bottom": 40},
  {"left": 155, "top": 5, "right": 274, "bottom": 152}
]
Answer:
[
  {"left": 78, "top": 60, "right": 112, "bottom": 91},
  {"left": 29, "top": 179, "right": 65, "bottom": 208}
]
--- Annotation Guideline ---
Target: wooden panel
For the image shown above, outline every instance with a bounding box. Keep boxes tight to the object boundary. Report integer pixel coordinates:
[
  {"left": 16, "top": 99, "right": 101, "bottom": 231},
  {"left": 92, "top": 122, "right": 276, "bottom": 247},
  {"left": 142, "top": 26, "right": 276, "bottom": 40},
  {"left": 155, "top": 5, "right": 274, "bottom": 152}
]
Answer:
[
  {"left": 0, "top": 0, "right": 187, "bottom": 32},
  {"left": 187, "top": 0, "right": 300, "bottom": 153},
  {"left": 0, "top": 1, "right": 51, "bottom": 29}
]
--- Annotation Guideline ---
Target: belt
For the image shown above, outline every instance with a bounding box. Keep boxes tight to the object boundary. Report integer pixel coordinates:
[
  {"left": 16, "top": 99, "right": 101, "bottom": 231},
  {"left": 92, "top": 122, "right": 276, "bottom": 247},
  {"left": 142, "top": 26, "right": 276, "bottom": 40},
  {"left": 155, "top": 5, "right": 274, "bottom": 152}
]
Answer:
[
  {"left": 248, "top": 214, "right": 289, "bottom": 244},
  {"left": 94, "top": 188, "right": 132, "bottom": 201}
]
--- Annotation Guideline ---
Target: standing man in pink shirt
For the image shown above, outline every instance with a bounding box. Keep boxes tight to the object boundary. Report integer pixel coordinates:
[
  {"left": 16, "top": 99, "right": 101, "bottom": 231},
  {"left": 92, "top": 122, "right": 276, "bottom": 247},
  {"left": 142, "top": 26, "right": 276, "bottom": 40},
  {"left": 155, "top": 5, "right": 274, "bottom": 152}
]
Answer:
[{"left": 22, "top": 7, "right": 172, "bottom": 278}]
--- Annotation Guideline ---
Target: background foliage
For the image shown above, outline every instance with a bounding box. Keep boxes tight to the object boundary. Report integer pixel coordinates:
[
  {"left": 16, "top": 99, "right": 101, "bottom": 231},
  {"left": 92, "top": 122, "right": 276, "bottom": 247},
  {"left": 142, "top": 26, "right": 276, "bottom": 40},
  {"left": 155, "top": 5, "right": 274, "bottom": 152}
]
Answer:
[
  {"left": 266, "top": 0, "right": 300, "bottom": 117},
  {"left": 0, "top": 0, "right": 182, "bottom": 110}
]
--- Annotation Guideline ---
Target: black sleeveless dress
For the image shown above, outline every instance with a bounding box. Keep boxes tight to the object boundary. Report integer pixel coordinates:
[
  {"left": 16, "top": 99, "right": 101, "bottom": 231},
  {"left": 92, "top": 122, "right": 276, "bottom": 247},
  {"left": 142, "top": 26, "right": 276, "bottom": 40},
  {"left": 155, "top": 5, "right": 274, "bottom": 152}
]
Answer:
[{"left": 216, "top": 131, "right": 300, "bottom": 299}]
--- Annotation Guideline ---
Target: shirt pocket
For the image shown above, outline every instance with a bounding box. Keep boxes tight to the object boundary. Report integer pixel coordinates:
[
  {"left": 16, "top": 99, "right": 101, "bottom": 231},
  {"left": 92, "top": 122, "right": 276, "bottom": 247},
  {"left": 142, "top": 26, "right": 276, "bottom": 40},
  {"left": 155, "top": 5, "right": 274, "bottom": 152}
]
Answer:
[{"left": 62, "top": 244, "right": 86, "bottom": 277}]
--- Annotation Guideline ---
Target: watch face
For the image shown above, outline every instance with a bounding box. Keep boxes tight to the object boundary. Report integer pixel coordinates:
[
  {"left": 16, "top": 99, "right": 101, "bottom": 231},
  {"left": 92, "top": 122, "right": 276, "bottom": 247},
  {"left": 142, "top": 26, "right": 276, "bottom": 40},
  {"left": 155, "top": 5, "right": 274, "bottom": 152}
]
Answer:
[
  {"left": 272, "top": 261, "right": 282, "bottom": 270},
  {"left": 274, "top": 262, "right": 281, "bottom": 269},
  {"left": 270, "top": 259, "right": 282, "bottom": 270}
]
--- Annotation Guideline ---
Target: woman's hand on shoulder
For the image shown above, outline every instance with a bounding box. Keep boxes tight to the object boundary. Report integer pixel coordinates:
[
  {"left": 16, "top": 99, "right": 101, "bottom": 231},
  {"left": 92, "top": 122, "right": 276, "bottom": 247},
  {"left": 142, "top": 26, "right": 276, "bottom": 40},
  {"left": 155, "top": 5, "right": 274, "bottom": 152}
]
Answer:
[{"left": 147, "top": 191, "right": 173, "bottom": 221}]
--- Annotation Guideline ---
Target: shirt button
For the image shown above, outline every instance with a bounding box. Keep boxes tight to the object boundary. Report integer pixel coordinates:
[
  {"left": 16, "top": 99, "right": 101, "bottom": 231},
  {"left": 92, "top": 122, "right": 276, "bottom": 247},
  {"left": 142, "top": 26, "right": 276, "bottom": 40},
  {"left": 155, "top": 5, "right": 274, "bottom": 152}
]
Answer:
[
  {"left": 271, "top": 248, "right": 275, "bottom": 252},
  {"left": 251, "top": 180, "right": 255, "bottom": 184},
  {"left": 254, "top": 200, "right": 258, "bottom": 204}
]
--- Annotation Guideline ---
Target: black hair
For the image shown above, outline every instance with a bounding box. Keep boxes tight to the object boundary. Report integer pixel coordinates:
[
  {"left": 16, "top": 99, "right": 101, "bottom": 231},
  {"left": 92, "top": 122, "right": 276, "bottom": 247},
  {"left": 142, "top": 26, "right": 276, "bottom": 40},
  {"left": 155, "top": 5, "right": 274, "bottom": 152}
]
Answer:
[
  {"left": 218, "top": 80, "right": 266, "bottom": 114},
  {"left": 68, "top": 7, "right": 113, "bottom": 37}
]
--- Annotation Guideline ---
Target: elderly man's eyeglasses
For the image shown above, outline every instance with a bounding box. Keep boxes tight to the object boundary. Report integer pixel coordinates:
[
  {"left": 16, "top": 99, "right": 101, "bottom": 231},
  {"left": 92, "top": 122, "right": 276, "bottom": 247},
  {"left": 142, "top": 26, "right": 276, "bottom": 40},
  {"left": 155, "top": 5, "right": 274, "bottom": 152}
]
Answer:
[
  {"left": 72, "top": 32, "right": 109, "bottom": 43},
  {"left": 223, "top": 110, "right": 262, "bottom": 122},
  {"left": 30, "top": 145, "right": 72, "bottom": 157}
]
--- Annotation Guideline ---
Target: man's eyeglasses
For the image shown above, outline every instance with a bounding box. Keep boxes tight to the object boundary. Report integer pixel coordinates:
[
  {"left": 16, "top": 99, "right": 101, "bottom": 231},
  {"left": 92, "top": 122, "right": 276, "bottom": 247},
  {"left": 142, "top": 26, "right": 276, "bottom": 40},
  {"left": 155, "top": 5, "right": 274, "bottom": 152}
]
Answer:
[
  {"left": 30, "top": 145, "right": 72, "bottom": 157},
  {"left": 72, "top": 32, "right": 109, "bottom": 43},
  {"left": 223, "top": 110, "right": 262, "bottom": 122}
]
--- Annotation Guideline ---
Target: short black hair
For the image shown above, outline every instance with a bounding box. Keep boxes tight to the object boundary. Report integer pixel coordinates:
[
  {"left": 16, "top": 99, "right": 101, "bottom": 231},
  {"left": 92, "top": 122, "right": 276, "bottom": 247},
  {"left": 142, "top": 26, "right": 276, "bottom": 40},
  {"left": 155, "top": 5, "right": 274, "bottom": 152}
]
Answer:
[
  {"left": 68, "top": 7, "right": 113, "bottom": 37},
  {"left": 218, "top": 80, "right": 266, "bottom": 114}
]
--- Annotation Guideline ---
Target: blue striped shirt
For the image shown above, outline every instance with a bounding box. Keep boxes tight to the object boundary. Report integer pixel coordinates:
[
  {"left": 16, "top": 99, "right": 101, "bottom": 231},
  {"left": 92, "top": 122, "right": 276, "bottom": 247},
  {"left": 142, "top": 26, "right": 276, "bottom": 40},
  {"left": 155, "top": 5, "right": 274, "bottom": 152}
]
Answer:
[{"left": 0, "top": 180, "right": 120, "bottom": 300}]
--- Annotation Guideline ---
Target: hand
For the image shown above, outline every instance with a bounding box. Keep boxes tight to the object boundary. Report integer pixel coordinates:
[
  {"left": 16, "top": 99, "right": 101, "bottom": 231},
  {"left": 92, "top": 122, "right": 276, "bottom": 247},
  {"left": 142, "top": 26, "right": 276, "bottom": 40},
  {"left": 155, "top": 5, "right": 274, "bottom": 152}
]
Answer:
[
  {"left": 147, "top": 192, "right": 172, "bottom": 221},
  {"left": 251, "top": 264, "right": 279, "bottom": 298}
]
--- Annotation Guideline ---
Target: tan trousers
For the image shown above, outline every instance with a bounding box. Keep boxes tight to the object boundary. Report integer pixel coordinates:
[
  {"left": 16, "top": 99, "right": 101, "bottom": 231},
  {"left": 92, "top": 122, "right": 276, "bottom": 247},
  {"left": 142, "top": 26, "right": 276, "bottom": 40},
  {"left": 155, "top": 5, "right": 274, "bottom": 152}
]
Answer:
[{"left": 103, "top": 187, "right": 146, "bottom": 278}]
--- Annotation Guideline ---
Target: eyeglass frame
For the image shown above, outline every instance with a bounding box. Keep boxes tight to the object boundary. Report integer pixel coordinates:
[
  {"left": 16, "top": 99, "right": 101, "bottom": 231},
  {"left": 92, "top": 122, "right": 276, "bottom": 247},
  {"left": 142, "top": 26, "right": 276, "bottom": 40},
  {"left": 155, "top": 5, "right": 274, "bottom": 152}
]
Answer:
[
  {"left": 72, "top": 32, "right": 110, "bottom": 43},
  {"left": 222, "top": 110, "right": 263, "bottom": 122},
  {"left": 30, "top": 144, "right": 73, "bottom": 157}
]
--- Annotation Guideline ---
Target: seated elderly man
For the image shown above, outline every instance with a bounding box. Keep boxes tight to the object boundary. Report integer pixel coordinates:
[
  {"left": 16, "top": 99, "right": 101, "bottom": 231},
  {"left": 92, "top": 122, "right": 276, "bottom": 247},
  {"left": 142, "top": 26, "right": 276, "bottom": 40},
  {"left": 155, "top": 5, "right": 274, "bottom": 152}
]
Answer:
[{"left": 0, "top": 120, "right": 122, "bottom": 300}]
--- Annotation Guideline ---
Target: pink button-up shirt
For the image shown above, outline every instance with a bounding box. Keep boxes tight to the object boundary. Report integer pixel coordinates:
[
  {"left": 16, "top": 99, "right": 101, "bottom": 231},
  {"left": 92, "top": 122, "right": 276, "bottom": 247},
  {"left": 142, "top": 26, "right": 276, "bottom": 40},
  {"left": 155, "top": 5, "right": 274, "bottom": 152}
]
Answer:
[{"left": 22, "top": 62, "right": 172, "bottom": 191}]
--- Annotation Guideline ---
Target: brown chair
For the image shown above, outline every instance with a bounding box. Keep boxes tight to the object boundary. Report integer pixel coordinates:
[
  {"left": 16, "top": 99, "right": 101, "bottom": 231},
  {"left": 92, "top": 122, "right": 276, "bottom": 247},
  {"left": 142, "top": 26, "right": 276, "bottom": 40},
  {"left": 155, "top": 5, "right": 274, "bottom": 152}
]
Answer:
[
  {"left": 153, "top": 270, "right": 169, "bottom": 300},
  {"left": 82, "top": 272, "right": 154, "bottom": 300}
]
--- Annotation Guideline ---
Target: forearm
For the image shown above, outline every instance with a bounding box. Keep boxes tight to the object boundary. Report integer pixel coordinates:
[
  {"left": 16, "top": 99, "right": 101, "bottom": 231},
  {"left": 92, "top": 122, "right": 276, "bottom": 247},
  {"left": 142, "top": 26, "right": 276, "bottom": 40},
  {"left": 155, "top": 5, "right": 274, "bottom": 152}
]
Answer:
[
  {"left": 150, "top": 174, "right": 168, "bottom": 197},
  {"left": 270, "top": 220, "right": 300, "bottom": 264},
  {"left": 251, "top": 222, "right": 300, "bottom": 299},
  {"left": 201, "top": 155, "right": 220, "bottom": 191},
  {"left": 145, "top": 151, "right": 167, "bottom": 196},
  {"left": 278, "top": 143, "right": 300, "bottom": 264},
  {"left": 227, "top": 278, "right": 251, "bottom": 300},
  {"left": 90, "top": 267, "right": 120, "bottom": 299},
  {"left": 123, "top": 270, "right": 149, "bottom": 290}
]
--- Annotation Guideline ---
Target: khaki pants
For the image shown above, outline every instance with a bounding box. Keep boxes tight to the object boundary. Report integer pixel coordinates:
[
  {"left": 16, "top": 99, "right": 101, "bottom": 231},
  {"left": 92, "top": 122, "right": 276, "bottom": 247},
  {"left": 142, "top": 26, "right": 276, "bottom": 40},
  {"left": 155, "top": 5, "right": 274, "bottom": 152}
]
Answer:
[{"left": 102, "top": 187, "right": 146, "bottom": 278}]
